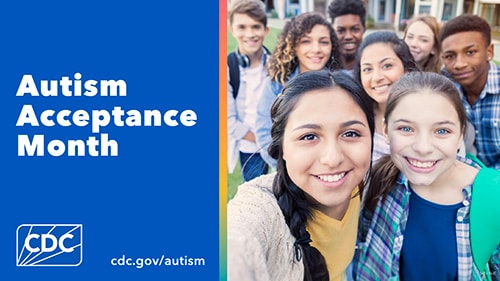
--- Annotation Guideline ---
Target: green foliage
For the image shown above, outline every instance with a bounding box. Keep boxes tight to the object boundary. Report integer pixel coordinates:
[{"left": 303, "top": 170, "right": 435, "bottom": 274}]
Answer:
[
  {"left": 270, "top": 9, "right": 278, "bottom": 19},
  {"left": 366, "top": 15, "right": 374, "bottom": 28}
]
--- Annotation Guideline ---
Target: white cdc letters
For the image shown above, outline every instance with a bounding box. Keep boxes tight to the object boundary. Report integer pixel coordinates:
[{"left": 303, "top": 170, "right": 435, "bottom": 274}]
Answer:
[{"left": 16, "top": 224, "right": 83, "bottom": 266}]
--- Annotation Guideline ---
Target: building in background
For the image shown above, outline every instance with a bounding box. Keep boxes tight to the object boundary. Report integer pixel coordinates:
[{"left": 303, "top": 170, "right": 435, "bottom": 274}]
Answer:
[
  {"left": 262, "top": 0, "right": 326, "bottom": 18},
  {"left": 237, "top": 0, "right": 499, "bottom": 32}
]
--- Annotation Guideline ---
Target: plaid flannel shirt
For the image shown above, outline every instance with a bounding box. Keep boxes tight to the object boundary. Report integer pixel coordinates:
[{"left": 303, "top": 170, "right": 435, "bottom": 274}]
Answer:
[
  {"left": 455, "top": 61, "right": 500, "bottom": 170},
  {"left": 354, "top": 157, "right": 500, "bottom": 280}
]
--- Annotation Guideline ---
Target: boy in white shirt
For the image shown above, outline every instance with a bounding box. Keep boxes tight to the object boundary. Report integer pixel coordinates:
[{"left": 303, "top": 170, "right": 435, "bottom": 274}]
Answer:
[{"left": 227, "top": 0, "right": 270, "bottom": 181}]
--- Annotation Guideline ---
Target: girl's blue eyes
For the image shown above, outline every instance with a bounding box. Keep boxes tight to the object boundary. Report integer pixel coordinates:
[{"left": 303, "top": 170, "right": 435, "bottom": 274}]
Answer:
[
  {"left": 436, "top": 129, "right": 450, "bottom": 135},
  {"left": 397, "top": 127, "right": 450, "bottom": 135},
  {"left": 398, "top": 126, "right": 412, "bottom": 132}
]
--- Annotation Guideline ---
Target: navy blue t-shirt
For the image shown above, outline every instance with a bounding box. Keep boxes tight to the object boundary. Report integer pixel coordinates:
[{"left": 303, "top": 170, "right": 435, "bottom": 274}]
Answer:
[{"left": 400, "top": 188, "right": 462, "bottom": 281}]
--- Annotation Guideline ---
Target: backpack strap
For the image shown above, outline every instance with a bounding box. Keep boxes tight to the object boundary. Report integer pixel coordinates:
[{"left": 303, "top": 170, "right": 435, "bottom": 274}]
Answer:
[
  {"left": 263, "top": 45, "right": 271, "bottom": 56},
  {"left": 227, "top": 52, "right": 240, "bottom": 99},
  {"left": 468, "top": 154, "right": 500, "bottom": 275},
  {"left": 227, "top": 46, "right": 270, "bottom": 100}
]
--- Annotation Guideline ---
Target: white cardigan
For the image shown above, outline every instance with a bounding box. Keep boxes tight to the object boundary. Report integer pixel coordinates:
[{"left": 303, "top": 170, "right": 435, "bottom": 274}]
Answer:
[{"left": 227, "top": 173, "right": 304, "bottom": 281}]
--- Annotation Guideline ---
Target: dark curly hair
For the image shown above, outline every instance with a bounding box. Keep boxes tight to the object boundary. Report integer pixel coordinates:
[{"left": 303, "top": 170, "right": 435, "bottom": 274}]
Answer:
[
  {"left": 327, "top": 0, "right": 366, "bottom": 28},
  {"left": 267, "top": 12, "right": 342, "bottom": 85}
]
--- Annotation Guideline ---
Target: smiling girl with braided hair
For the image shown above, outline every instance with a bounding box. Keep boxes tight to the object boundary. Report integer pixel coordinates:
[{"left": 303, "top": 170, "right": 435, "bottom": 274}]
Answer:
[{"left": 228, "top": 70, "right": 374, "bottom": 281}]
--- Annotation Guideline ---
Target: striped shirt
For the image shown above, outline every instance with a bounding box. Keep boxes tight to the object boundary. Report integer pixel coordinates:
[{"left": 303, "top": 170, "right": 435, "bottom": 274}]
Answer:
[{"left": 354, "top": 157, "right": 500, "bottom": 280}]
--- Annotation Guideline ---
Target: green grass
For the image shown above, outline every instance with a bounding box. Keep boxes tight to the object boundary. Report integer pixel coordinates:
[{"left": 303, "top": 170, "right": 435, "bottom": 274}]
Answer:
[
  {"left": 226, "top": 27, "right": 282, "bottom": 202},
  {"left": 228, "top": 165, "right": 243, "bottom": 201},
  {"left": 228, "top": 164, "right": 273, "bottom": 201}
]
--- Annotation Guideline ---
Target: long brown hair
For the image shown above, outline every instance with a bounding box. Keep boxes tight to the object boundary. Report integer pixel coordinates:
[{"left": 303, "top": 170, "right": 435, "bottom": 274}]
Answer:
[{"left": 364, "top": 71, "right": 467, "bottom": 211}]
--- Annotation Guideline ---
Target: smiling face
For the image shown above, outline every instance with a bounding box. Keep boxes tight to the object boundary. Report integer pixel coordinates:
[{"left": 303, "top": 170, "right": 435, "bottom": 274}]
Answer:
[
  {"left": 404, "top": 20, "right": 436, "bottom": 67},
  {"left": 229, "top": 13, "right": 269, "bottom": 56},
  {"left": 384, "top": 91, "right": 463, "bottom": 188},
  {"left": 360, "top": 43, "right": 405, "bottom": 105},
  {"left": 295, "top": 24, "right": 332, "bottom": 73},
  {"left": 441, "top": 31, "right": 492, "bottom": 95},
  {"left": 282, "top": 87, "right": 371, "bottom": 219},
  {"left": 333, "top": 14, "right": 365, "bottom": 62}
]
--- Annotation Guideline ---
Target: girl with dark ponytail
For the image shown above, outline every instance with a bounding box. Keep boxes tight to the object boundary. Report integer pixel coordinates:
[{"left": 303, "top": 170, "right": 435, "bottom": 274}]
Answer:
[{"left": 228, "top": 70, "right": 374, "bottom": 281}]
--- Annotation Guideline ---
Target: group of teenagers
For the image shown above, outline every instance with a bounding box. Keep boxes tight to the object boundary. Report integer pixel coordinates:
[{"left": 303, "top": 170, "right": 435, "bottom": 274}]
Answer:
[{"left": 226, "top": 0, "right": 500, "bottom": 280}]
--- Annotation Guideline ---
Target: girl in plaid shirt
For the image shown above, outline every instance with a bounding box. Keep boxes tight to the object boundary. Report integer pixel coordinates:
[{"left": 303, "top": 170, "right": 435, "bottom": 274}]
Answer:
[{"left": 354, "top": 72, "right": 500, "bottom": 280}]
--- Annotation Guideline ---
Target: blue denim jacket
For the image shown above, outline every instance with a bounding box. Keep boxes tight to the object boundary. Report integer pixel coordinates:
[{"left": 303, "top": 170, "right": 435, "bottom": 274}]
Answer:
[{"left": 255, "top": 68, "right": 299, "bottom": 169}]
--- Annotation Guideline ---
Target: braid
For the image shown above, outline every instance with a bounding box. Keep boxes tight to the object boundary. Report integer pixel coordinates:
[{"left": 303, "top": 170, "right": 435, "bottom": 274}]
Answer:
[
  {"left": 267, "top": 70, "right": 375, "bottom": 280},
  {"left": 273, "top": 164, "right": 329, "bottom": 281}
]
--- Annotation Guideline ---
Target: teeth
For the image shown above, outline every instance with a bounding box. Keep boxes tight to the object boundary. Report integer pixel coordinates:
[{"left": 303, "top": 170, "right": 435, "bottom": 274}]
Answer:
[
  {"left": 373, "top": 85, "right": 389, "bottom": 91},
  {"left": 409, "top": 159, "right": 436, "bottom": 168},
  {"left": 309, "top": 57, "right": 323, "bottom": 63},
  {"left": 318, "top": 173, "right": 345, "bottom": 182}
]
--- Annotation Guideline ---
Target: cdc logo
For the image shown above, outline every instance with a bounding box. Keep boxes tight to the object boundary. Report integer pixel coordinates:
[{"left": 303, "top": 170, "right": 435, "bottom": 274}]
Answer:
[{"left": 16, "top": 224, "right": 83, "bottom": 266}]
